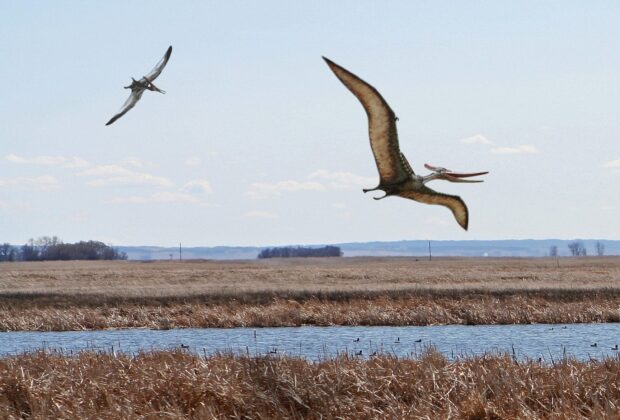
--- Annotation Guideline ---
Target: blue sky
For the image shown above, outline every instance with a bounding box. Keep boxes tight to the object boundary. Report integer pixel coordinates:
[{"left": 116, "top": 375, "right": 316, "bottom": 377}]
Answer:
[{"left": 1, "top": 1, "right": 619, "bottom": 246}]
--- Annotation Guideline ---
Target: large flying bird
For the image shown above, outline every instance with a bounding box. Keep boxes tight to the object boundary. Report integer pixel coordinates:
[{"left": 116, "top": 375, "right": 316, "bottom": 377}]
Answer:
[
  {"left": 323, "top": 57, "right": 487, "bottom": 230},
  {"left": 106, "top": 46, "right": 172, "bottom": 126}
]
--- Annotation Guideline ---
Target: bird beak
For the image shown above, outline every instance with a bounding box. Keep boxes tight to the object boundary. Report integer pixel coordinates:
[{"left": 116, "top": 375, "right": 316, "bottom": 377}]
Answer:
[{"left": 440, "top": 173, "right": 486, "bottom": 183}]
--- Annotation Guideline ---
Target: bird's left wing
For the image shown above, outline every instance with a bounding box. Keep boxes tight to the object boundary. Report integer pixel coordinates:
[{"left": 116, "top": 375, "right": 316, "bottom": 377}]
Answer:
[
  {"left": 397, "top": 186, "right": 469, "bottom": 230},
  {"left": 105, "top": 90, "right": 144, "bottom": 126},
  {"left": 323, "top": 57, "right": 412, "bottom": 185},
  {"left": 142, "top": 46, "right": 172, "bottom": 82}
]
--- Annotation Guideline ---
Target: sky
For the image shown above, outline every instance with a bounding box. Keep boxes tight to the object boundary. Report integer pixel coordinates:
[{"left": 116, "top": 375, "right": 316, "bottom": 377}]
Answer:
[{"left": 1, "top": 1, "right": 619, "bottom": 246}]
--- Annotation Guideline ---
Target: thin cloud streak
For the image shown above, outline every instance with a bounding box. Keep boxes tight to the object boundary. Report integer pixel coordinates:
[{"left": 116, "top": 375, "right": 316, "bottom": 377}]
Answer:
[
  {"left": 244, "top": 210, "right": 279, "bottom": 219},
  {"left": 182, "top": 179, "right": 213, "bottom": 194},
  {"left": 604, "top": 158, "right": 620, "bottom": 168},
  {"left": 6, "top": 154, "right": 89, "bottom": 168},
  {"left": 0, "top": 175, "right": 61, "bottom": 190},
  {"left": 78, "top": 165, "right": 174, "bottom": 188},
  {"left": 246, "top": 170, "right": 375, "bottom": 199},
  {"left": 105, "top": 192, "right": 203, "bottom": 204},
  {"left": 184, "top": 157, "right": 202, "bottom": 166},
  {"left": 308, "top": 170, "right": 375, "bottom": 189},
  {"left": 490, "top": 145, "right": 539, "bottom": 155},
  {"left": 246, "top": 180, "right": 325, "bottom": 199},
  {"left": 460, "top": 135, "right": 493, "bottom": 145}
]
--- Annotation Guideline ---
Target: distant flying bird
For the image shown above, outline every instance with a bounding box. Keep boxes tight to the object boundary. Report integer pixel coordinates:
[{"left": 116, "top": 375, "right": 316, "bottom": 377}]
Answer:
[
  {"left": 106, "top": 46, "right": 173, "bottom": 126},
  {"left": 323, "top": 57, "right": 488, "bottom": 230}
]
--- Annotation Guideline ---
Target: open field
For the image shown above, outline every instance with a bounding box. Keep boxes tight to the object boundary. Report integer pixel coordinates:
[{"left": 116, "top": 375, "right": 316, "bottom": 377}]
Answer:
[
  {"left": 1, "top": 257, "right": 620, "bottom": 330},
  {"left": 1, "top": 349, "right": 620, "bottom": 418}
]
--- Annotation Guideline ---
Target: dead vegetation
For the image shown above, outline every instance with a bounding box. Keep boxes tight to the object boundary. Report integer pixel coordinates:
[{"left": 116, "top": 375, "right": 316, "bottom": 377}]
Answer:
[
  {"left": 1, "top": 349, "right": 620, "bottom": 418},
  {"left": 1, "top": 257, "right": 619, "bottom": 331}
]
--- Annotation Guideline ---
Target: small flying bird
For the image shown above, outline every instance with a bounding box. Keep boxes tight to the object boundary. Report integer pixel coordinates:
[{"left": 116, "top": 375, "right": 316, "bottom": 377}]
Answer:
[
  {"left": 106, "top": 46, "right": 173, "bottom": 126},
  {"left": 323, "top": 57, "right": 488, "bottom": 230}
]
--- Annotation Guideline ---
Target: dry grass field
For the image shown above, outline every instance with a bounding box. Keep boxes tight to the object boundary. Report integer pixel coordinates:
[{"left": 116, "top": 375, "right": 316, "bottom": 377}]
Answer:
[
  {"left": 1, "top": 349, "right": 620, "bottom": 419},
  {"left": 0, "top": 257, "right": 619, "bottom": 330}
]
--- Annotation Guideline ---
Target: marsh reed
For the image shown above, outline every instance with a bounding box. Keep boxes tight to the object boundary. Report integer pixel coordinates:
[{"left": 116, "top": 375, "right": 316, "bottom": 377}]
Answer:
[
  {"left": 1, "top": 349, "right": 620, "bottom": 418},
  {"left": 1, "top": 257, "right": 619, "bottom": 331}
]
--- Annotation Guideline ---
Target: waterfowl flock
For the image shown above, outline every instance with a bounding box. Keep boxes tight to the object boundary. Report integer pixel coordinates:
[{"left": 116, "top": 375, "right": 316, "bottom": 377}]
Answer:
[{"left": 105, "top": 47, "right": 489, "bottom": 229}]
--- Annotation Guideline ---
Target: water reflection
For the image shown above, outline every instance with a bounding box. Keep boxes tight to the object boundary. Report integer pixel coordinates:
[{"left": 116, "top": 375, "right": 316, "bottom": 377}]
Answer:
[{"left": 1, "top": 323, "right": 620, "bottom": 362}]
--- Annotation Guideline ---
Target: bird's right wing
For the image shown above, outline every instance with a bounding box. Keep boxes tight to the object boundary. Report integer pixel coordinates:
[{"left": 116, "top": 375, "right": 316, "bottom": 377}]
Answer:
[
  {"left": 105, "top": 90, "right": 144, "bottom": 126},
  {"left": 143, "top": 46, "right": 173, "bottom": 82},
  {"left": 323, "top": 57, "right": 412, "bottom": 184},
  {"left": 398, "top": 186, "right": 469, "bottom": 230}
]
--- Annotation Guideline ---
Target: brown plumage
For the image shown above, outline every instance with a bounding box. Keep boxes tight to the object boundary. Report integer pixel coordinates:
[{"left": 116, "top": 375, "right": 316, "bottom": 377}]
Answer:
[{"left": 323, "top": 57, "right": 487, "bottom": 230}]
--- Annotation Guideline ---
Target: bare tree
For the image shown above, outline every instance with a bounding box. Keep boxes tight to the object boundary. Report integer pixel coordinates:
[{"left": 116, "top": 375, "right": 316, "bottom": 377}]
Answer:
[
  {"left": 595, "top": 241, "right": 605, "bottom": 256},
  {"left": 0, "top": 243, "right": 16, "bottom": 262},
  {"left": 568, "top": 241, "right": 587, "bottom": 256},
  {"left": 549, "top": 245, "right": 558, "bottom": 257}
]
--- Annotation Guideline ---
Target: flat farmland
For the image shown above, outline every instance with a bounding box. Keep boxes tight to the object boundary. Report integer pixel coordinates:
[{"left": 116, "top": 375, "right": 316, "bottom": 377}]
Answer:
[{"left": 0, "top": 257, "right": 619, "bottom": 331}]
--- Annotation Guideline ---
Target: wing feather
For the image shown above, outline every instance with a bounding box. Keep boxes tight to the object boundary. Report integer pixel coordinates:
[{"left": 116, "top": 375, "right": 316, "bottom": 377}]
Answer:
[
  {"left": 142, "top": 46, "right": 172, "bottom": 82},
  {"left": 323, "top": 57, "right": 412, "bottom": 184},
  {"left": 105, "top": 90, "right": 144, "bottom": 126},
  {"left": 398, "top": 186, "right": 469, "bottom": 230}
]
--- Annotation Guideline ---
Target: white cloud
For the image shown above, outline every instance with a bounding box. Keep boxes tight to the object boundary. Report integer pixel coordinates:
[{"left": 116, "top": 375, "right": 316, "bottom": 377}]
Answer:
[
  {"left": 460, "top": 135, "right": 493, "bottom": 145},
  {"left": 0, "top": 199, "right": 31, "bottom": 211},
  {"left": 87, "top": 175, "right": 173, "bottom": 188},
  {"left": 106, "top": 192, "right": 201, "bottom": 204},
  {"left": 308, "top": 170, "right": 375, "bottom": 189},
  {"left": 78, "top": 165, "right": 174, "bottom": 188},
  {"left": 184, "top": 157, "right": 202, "bottom": 166},
  {"left": 63, "top": 157, "right": 90, "bottom": 168},
  {"left": 6, "top": 154, "right": 89, "bottom": 168},
  {"left": 0, "top": 175, "right": 61, "bottom": 190},
  {"left": 151, "top": 192, "right": 200, "bottom": 203},
  {"left": 105, "top": 196, "right": 148, "bottom": 204},
  {"left": 121, "top": 157, "right": 150, "bottom": 168},
  {"left": 490, "top": 145, "right": 539, "bottom": 155},
  {"left": 244, "top": 210, "right": 279, "bottom": 219},
  {"left": 246, "top": 180, "right": 325, "bottom": 199},
  {"left": 78, "top": 165, "right": 132, "bottom": 177},
  {"left": 246, "top": 170, "right": 374, "bottom": 199},
  {"left": 182, "top": 179, "right": 213, "bottom": 194},
  {"left": 604, "top": 158, "right": 620, "bottom": 168}
]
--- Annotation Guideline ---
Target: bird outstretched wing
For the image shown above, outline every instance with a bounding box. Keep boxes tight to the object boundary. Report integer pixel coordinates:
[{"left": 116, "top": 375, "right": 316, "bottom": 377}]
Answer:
[
  {"left": 323, "top": 57, "right": 412, "bottom": 184},
  {"left": 398, "top": 186, "right": 469, "bottom": 230},
  {"left": 105, "top": 90, "right": 144, "bottom": 126},
  {"left": 141, "top": 46, "right": 173, "bottom": 83}
]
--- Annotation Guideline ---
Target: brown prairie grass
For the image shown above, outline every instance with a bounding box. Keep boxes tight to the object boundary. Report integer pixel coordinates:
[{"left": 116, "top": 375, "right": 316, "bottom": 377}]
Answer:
[
  {"left": 1, "top": 349, "right": 620, "bottom": 419},
  {"left": 1, "top": 257, "right": 620, "bottom": 330}
]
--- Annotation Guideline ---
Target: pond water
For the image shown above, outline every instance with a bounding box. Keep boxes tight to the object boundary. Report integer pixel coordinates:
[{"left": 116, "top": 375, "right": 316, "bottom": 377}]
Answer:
[{"left": 1, "top": 323, "right": 619, "bottom": 362}]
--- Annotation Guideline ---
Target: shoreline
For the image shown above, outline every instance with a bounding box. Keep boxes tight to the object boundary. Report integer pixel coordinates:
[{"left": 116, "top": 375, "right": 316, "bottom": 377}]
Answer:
[
  {"left": 2, "top": 257, "right": 619, "bottom": 331},
  {"left": 2, "top": 292, "right": 620, "bottom": 331}
]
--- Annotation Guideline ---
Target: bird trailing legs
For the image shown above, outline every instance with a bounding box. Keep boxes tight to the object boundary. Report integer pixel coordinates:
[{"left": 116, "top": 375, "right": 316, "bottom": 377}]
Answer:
[
  {"left": 143, "top": 76, "right": 166, "bottom": 93},
  {"left": 363, "top": 185, "right": 390, "bottom": 200}
]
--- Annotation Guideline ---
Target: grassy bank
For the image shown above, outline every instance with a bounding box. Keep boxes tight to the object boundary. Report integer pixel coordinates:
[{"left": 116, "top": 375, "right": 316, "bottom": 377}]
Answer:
[
  {"left": 1, "top": 257, "right": 619, "bottom": 330},
  {"left": 1, "top": 349, "right": 619, "bottom": 418}
]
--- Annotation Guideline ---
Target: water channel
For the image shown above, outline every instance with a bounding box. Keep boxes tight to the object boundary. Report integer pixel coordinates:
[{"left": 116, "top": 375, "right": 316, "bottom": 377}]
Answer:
[{"left": 1, "top": 323, "right": 619, "bottom": 362}]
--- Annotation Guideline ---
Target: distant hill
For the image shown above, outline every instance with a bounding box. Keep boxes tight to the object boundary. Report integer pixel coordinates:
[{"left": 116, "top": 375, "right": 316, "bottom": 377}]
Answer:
[{"left": 117, "top": 239, "right": 620, "bottom": 260}]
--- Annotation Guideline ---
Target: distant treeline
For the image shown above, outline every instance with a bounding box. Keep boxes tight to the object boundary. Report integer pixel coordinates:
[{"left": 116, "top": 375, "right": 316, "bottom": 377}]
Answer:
[
  {"left": 257, "top": 246, "right": 342, "bottom": 259},
  {"left": 0, "top": 236, "right": 127, "bottom": 262}
]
